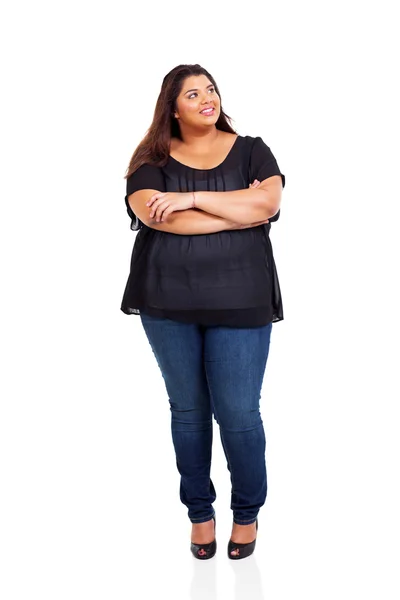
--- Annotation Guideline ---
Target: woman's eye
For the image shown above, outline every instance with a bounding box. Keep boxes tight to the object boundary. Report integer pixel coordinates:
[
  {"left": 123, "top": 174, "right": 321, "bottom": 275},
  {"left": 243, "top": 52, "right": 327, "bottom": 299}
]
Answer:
[{"left": 188, "top": 88, "right": 215, "bottom": 99}]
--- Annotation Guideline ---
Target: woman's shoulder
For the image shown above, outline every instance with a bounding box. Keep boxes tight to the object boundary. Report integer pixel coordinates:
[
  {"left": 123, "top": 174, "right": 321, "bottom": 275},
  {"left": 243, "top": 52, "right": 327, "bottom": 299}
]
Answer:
[
  {"left": 233, "top": 134, "right": 264, "bottom": 157},
  {"left": 238, "top": 134, "right": 262, "bottom": 145},
  {"left": 233, "top": 134, "right": 262, "bottom": 158},
  {"left": 128, "top": 161, "right": 162, "bottom": 177}
]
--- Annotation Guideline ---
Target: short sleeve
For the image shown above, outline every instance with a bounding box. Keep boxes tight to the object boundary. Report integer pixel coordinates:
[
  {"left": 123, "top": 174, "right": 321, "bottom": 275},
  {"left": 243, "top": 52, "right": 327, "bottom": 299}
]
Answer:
[
  {"left": 125, "top": 163, "right": 166, "bottom": 231},
  {"left": 249, "top": 137, "right": 285, "bottom": 222}
]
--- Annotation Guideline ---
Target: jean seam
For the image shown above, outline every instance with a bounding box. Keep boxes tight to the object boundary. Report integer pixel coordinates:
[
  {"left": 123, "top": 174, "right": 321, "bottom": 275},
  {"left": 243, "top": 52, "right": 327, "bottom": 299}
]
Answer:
[
  {"left": 191, "top": 513, "right": 215, "bottom": 523},
  {"left": 233, "top": 517, "right": 257, "bottom": 524}
]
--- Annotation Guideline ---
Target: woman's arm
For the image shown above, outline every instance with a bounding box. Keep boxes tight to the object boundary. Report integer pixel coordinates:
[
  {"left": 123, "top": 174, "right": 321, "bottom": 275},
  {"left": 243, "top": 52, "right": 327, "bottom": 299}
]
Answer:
[
  {"left": 148, "top": 208, "right": 239, "bottom": 235},
  {"left": 147, "top": 176, "right": 283, "bottom": 224},
  {"left": 194, "top": 176, "right": 283, "bottom": 223},
  {"left": 128, "top": 189, "right": 239, "bottom": 234},
  {"left": 147, "top": 209, "right": 269, "bottom": 235},
  {"left": 128, "top": 181, "right": 269, "bottom": 235}
]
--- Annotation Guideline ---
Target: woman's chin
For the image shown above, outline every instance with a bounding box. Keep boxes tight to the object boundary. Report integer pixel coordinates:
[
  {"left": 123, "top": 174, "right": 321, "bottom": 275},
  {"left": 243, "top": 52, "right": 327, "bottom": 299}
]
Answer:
[{"left": 198, "top": 115, "right": 219, "bottom": 127}]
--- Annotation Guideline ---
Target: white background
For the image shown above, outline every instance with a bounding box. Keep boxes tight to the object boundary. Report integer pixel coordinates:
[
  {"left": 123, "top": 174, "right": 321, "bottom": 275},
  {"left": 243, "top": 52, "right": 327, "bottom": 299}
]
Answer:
[{"left": 1, "top": 1, "right": 399, "bottom": 598}]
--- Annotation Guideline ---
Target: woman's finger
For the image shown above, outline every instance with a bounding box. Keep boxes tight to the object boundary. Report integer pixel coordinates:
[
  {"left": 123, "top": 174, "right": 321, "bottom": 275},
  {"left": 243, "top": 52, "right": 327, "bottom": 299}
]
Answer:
[
  {"left": 154, "top": 201, "right": 171, "bottom": 222},
  {"left": 249, "top": 179, "right": 261, "bottom": 188},
  {"left": 149, "top": 200, "right": 167, "bottom": 220},
  {"left": 147, "top": 192, "right": 165, "bottom": 207},
  {"left": 149, "top": 199, "right": 163, "bottom": 218}
]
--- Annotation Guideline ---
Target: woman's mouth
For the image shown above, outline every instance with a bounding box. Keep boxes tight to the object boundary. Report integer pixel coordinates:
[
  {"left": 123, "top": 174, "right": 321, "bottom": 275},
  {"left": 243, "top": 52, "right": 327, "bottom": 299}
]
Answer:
[{"left": 200, "top": 107, "right": 215, "bottom": 116}]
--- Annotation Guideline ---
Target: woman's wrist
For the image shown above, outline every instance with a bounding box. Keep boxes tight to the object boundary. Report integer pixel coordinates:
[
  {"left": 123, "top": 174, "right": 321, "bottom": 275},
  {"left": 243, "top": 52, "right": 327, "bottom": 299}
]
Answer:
[{"left": 192, "top": 190, "right": 204, "bottom": 210}]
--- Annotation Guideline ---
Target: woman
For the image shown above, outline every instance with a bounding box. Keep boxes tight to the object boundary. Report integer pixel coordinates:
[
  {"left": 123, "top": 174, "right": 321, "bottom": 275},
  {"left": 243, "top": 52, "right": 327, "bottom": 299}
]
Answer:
[{"left": 121, "top": 64, "right": 285, "bottom": 560}]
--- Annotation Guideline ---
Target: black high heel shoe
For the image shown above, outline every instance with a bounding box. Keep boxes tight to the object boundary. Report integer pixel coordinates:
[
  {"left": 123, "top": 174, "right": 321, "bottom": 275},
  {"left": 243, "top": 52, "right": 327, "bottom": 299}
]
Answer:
[
  {"left": 227, "top": 518, "right": 258, "bottom": 560},
  {"left": 190, "top": 516, "right": 217, "bottom": 560}
]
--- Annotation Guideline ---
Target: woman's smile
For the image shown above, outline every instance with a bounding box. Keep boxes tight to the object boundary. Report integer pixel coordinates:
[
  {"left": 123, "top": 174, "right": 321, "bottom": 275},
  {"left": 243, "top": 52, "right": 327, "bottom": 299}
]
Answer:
[{"left": 200, "top": 107, "right": 215, "bottom": 116}]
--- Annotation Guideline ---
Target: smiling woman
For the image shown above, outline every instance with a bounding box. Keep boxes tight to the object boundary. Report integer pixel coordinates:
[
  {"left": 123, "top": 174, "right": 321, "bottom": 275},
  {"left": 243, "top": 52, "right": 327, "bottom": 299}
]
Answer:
[
  {"left": 176, "top": 79, "right": 220, "bottom": 121},
  {"left": 121, "top": 63, "right": 286, "bottom": 561}
]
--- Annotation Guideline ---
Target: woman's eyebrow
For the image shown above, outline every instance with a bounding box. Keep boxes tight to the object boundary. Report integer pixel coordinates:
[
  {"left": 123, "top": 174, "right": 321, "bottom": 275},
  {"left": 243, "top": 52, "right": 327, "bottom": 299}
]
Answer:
[{"left": 184, "top": 84, "right": 214, "bottom": 94}]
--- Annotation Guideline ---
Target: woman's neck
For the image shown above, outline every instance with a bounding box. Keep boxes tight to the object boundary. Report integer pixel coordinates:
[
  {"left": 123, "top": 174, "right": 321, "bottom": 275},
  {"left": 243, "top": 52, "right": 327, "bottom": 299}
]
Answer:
[{"left": 177, "top": 127, "right": 220, "bottom": 150}]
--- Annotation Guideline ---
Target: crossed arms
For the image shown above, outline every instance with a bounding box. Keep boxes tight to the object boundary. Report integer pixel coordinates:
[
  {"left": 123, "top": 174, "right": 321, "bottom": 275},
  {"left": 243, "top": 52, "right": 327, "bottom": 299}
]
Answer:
[{"left": 127, "top": 175, "right": 283, "bottom": 235}]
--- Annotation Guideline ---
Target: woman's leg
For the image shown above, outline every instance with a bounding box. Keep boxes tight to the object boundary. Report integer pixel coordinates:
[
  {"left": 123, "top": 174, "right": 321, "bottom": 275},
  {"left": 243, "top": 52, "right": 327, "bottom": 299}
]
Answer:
[
  {"left": 203, "top": 322, "right": 273, "bottom": 525},
  {"left": 140, "top": 313, "right": 216, "bottom": 524}
]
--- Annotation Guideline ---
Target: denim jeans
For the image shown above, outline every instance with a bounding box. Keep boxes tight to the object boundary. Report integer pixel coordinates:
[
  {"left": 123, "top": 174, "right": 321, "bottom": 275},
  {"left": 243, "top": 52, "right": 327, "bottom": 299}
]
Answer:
[{"left": 139, "top": 312, "right": 273, "bottom": 525}]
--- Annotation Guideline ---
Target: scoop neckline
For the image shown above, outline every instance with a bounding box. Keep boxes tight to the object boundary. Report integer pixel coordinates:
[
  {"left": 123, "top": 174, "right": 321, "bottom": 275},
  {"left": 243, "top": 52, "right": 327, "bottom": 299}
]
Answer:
[{"left": 168, "top": 134, "right": 241, "bottom": 171}]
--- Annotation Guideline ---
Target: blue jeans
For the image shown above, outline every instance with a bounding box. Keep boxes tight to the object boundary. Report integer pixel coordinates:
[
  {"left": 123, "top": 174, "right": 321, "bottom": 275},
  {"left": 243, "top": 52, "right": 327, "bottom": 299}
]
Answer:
[{"left": 140, "top": 313, "right": 273, "bottom": 525}]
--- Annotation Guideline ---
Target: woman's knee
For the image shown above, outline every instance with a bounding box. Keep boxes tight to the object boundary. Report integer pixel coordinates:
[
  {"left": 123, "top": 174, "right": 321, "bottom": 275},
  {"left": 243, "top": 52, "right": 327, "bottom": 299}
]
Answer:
[
  {"left": 216, "top": 407, "right": 263, "bottom": 433},
  {"left": 170, "top": 403, "right": 213, "bottom": 432}
]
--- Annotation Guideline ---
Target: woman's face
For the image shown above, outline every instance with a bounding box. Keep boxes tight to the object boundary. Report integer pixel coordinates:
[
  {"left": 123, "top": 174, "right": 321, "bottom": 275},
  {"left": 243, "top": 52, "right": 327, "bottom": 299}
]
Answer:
[{"left": 174, "top": 74, "right": 221, "bottom": 129}]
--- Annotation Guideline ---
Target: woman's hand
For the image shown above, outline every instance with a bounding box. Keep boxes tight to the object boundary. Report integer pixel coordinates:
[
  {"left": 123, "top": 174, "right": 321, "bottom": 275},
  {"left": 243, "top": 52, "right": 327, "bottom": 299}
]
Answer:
[
  {"left": 146, "top": 191, "right": 194, "bottom": 222},
  {"left": 229, "top": 179, "right": 269, "bottom": 229}
]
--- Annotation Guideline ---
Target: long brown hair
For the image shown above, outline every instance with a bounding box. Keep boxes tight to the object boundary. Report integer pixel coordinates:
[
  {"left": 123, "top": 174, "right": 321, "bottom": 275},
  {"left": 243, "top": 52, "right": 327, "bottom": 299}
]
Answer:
[{"left": 124, "top": 64, "right": 236, "bottom": 179}]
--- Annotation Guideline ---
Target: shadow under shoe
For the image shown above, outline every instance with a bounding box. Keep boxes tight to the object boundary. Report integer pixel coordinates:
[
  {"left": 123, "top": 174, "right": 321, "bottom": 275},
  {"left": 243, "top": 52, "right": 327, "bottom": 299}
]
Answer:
[
  {"left": 190, "top": 516, "right": 217, "bottom": 560},
  {"left": 227, "top": 518, "right": 258, "bottom": 560}
]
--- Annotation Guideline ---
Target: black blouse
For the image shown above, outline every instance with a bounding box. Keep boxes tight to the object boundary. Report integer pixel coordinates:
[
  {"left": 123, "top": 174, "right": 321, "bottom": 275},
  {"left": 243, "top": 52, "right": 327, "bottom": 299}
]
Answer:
[{"left": 120, "top": 135, "right": 286, "bottom": 328}]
